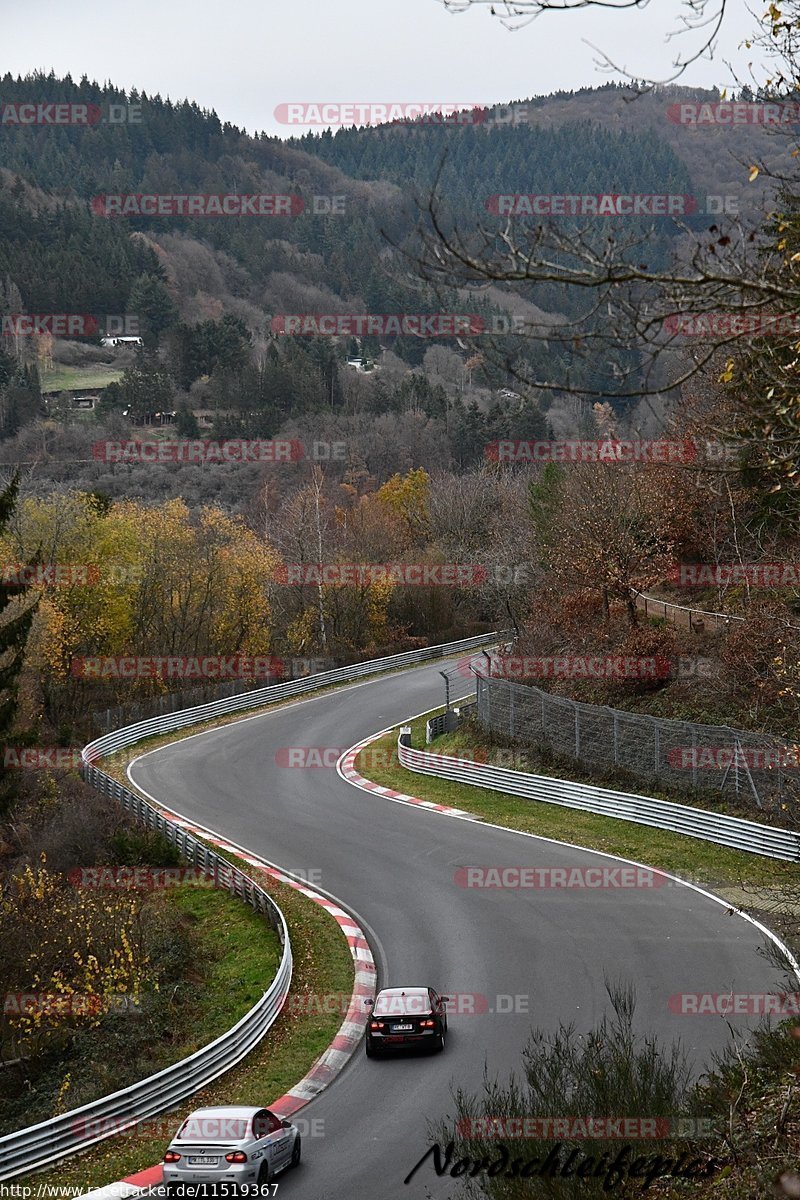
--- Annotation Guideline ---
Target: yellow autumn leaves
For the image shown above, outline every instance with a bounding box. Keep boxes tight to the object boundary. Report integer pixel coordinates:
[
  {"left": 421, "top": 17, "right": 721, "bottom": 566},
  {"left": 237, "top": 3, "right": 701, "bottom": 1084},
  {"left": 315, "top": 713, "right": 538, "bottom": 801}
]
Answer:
[
  {"left": 0, "top": 860, "right": 151, "bottom": 1060},
  {"left": 0, "top": 493, "right": 279, "bottom": 715}
]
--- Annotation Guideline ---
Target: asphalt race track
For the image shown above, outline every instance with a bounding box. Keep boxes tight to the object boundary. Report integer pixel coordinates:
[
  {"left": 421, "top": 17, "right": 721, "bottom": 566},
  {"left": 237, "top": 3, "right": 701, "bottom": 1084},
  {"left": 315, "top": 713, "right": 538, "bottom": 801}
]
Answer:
[{"left": 129, "top": 656, "right": 788, "bottom": 1200}]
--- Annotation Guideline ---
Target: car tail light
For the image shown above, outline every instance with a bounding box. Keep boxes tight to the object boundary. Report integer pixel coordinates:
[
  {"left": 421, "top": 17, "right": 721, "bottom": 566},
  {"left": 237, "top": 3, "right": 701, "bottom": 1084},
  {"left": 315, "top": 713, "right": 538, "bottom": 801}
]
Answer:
[
  {"left": 420, "top": 1019, "right": 435, "bottom": 1027},
  {"left": 370, "top": 1021, "right": 384, "bottom": 1030},
  {"left": 164, "top": 1151, "right": 181, "bottom": 1163},
  {"left": 225, "top": 1152, "right": 248, "bottom": 1164}
]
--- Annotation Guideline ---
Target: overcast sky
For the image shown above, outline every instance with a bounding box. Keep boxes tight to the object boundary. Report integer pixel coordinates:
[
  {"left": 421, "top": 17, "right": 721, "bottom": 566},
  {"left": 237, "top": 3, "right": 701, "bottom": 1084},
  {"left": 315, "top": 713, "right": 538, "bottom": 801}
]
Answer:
[{"left": 3, "top": 0, "right": 766, "bottom": 137}]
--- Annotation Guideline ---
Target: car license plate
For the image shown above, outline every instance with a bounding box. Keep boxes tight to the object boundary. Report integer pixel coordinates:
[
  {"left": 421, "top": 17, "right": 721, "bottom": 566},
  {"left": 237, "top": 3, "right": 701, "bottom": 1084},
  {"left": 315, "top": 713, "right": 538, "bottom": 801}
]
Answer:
[
  {"left": 188, "top": 1157, "right": 218, "bottom": 1165},
  {"left": 392, "top": 1023, "right": 413, "bottom": 1032}
]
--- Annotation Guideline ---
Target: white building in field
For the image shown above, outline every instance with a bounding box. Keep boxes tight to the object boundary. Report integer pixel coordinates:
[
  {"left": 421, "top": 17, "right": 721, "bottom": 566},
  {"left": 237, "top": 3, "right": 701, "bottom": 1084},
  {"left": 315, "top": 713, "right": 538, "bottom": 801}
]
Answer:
[{"left": 101, "top": 336, "right": 143, "bottom": 348}]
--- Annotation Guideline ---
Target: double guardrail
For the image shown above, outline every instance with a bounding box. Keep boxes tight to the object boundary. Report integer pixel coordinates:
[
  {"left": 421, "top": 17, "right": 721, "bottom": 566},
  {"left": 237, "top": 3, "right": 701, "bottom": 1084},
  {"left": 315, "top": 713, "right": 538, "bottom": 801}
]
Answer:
[
  {"left": 397, "top": 731, "right": 800, "bottom": 862},
  {"left": 0, "top": 630, "right": 499, "bottom": 1181}
]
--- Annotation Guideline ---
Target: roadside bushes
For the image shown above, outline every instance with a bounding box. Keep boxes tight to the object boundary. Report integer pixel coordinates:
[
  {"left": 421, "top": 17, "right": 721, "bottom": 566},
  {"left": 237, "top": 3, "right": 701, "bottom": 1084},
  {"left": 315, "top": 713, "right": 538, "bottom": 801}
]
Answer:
[{"left": 0, "top": 769, "right": 197, "bottom": 1128}]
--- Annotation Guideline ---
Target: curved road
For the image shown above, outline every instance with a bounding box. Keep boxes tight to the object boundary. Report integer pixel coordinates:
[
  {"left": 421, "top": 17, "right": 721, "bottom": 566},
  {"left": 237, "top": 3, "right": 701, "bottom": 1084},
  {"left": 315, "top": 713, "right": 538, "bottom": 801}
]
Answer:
[{"left": 130, "top": 657, "right": 784, "bottom": 1200}]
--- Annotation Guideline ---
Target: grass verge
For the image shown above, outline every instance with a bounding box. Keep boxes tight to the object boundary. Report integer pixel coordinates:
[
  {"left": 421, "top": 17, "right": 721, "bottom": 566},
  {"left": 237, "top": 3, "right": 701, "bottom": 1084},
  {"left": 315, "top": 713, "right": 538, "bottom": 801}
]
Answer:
[
  {"left": 356, "top": 710, "right": 800, "bottom": 946},
  {"left": 13, "top": 701, "right": 359, "bottom": 1188},
  {"left": 14, "top": 866, "right": 354, "bottom": 1191},
  {"left": 0, "top": 884, "right": 281, "bottom": 1139}
]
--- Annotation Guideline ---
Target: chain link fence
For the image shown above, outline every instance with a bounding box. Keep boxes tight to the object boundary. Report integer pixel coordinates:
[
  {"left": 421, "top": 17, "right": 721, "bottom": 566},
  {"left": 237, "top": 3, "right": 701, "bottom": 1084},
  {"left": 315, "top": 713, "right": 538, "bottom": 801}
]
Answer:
[
  {"left": 475, "top": 670, "right": 798, "bottom": 816},
  {"left": 633, "top": 590, "right": 740, "bottom": 633}
]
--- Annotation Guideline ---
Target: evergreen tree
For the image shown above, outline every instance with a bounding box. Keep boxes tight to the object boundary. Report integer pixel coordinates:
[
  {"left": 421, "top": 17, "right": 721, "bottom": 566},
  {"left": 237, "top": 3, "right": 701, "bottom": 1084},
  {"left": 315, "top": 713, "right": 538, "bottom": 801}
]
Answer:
[
  {"left": 128, "top": 275, "right": 179, "bottom": 345},
  {"left": 175, "top": 403, "right": 200, "bottom": 437}
]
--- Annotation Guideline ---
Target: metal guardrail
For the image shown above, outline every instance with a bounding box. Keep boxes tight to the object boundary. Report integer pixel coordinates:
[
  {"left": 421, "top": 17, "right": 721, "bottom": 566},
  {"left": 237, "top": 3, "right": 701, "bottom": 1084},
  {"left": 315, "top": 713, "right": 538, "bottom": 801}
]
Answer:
[
  {"left": 83, "top": 632, "right": 500, "bottom": 761},
  {"left": 634, "top": 589, "right": 800, "bottom": 634},
  {"left": 633, "top": 589, "right": 740, "bottom": 633},
  {"left": 0, "top": 630, "right": 500, "bottom": 1181},
  {"left": 0, "top": 770, "right": 292, "bottom": 1182},
  {"left": 397, "top": 734, "right": 800, "bottom": 863},
  {"left": 426, "top": 702, "right": 477, "bottom": 743}
]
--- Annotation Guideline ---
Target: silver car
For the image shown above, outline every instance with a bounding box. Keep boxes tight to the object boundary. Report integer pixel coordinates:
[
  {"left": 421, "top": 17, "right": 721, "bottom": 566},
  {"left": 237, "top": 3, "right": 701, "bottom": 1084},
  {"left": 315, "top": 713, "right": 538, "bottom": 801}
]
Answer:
[{"left": 162, "top": 1105, "right": 301, "bottom": 1194}]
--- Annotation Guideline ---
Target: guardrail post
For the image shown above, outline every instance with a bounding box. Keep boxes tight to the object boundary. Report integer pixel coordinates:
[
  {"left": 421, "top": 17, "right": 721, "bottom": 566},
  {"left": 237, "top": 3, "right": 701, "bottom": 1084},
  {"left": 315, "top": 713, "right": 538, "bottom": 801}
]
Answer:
[{"left": 399, "top": 726, "right": 412, "bottom": 748}]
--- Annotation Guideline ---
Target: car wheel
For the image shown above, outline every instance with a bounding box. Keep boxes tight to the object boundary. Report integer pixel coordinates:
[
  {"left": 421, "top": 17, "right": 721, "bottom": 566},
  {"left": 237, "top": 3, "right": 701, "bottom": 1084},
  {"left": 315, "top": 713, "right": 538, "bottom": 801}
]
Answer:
[
  {"left": 436, "top": 1030, "right": 446, "bottom": 1052},
  {"left": 291, "top": 1136, "right": 301, "bottom": 1169},
  {"left": 365, "top": 1038, "right": 378, "bottom": 1057},
  {"left": 257, "top": 1161, "right": 271, "bottom": 1187}
]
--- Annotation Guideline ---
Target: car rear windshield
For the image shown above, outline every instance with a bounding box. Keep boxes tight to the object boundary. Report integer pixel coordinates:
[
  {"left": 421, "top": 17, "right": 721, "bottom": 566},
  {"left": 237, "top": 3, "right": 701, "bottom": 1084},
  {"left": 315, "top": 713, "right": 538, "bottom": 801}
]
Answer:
[
  {"left": 374, "top": 992, "right": 431, "bottom": 1016},
  {"left": 177, "top": 1117, "right": 249, "bottom": 1141}
]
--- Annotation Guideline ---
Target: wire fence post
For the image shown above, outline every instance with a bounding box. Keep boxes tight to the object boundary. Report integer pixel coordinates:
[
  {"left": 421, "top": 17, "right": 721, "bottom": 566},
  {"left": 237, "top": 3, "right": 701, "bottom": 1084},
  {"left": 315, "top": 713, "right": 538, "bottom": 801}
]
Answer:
[
  {"left": 654, "top": 722, "right": 660, "bottom": 774},
  {"left": 475, "top": 671, "right": 795, "bottom": 817}
]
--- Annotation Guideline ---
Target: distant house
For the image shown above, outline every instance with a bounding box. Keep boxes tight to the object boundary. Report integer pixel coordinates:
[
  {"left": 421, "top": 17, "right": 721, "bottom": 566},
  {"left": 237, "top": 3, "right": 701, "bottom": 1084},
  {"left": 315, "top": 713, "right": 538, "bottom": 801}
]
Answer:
[
  {"left": 121, "top": 409, "right": 177, "bottom": 426},
  {"left": 498, "top": 388, "right": 522, "bottom": 400},
  {"left": 71, "top": 394, "right": 99, "bottom": 410},
  {"left": 101, "top": 336, "right": 143, "bottom": 349}
]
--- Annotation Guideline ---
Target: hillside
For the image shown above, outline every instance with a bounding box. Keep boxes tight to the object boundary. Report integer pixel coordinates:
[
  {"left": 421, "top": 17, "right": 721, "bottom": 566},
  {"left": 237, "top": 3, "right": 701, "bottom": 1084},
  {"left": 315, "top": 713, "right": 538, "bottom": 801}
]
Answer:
[{"left": 0, "top": 73, "right": 791, "bottom": 465}]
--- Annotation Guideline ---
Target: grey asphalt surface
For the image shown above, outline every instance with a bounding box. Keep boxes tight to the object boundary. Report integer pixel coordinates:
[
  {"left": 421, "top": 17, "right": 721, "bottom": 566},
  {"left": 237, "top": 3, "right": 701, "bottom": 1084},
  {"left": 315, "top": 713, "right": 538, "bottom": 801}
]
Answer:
[{"left": 129, "top": 658, "right": 787, "bottom": 1200}]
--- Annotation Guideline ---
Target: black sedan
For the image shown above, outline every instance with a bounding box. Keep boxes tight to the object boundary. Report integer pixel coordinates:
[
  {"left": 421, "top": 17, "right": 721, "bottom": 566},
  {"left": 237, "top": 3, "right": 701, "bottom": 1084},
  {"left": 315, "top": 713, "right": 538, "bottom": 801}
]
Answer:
[{"left": 365, "top": 986, "right": 448, "bottom": 1056}]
